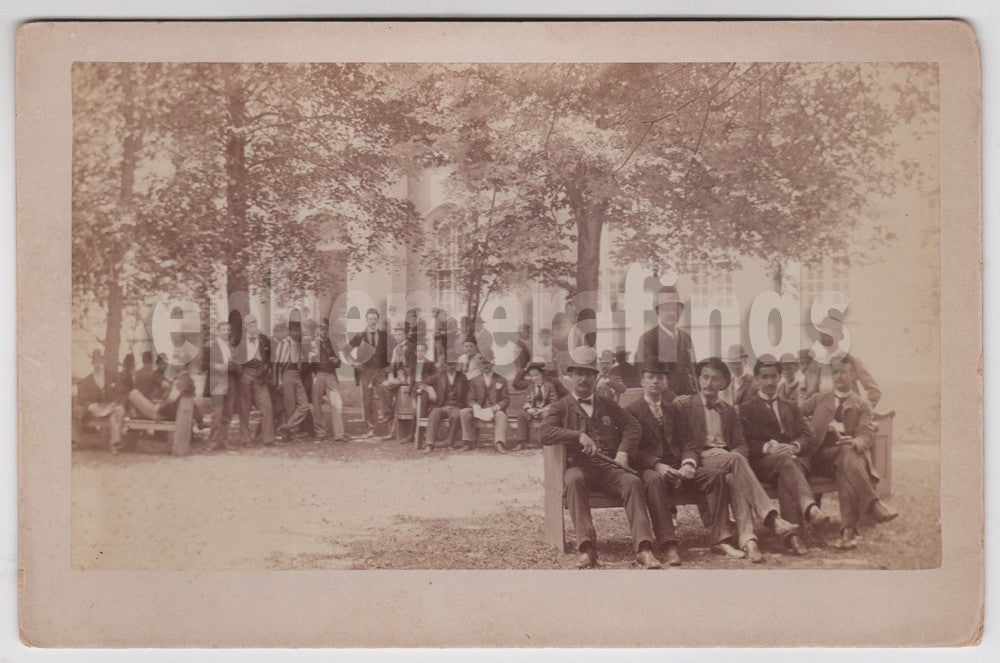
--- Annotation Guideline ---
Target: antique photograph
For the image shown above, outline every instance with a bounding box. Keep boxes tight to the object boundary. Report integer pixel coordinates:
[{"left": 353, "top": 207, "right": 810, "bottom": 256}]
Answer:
[
  {"left": 17, "top": 19, "right": 982, "bottom": 648},
  {"left": 69, "top": 59, "right": 940, "bottom": 572}
]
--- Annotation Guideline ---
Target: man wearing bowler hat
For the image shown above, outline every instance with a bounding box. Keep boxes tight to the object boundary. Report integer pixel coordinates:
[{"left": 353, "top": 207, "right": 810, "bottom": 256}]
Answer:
[
  {"left": 538, "top": 346, "right": 662, "bottom": 569},
  {"left": 624, "top": 359, "right": 747, "bottom": 565},
  {"left": 635, "top": 285, "right": 697, "bottom": 396},
  {"left": 673, "top": 357, "right": 801, "bottom": 562}
]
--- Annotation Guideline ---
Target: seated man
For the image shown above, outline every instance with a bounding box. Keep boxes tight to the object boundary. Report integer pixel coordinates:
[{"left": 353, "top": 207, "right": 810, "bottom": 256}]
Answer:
[
  {"left": 127, "top": 371, "right": 206, "bottom": 429},
  {"left": 609, "top": 349, "right": 641, "bottom": 388},
  {"left": 538, "top": 346, "right": 662, "bottom": 570},
  {"left": 776, "top": 351, "right": 801, "bottom": 401},
  {"left": 513, "top": 360, "right": 557, "bottom": 450},
  {"left": 624, "top": 360, "right": 744, "bottom": 565},
  {"left": 73, "top": 349, "right": 126, "bottom": 454},
  {"left": 800, "top": 359, "right": 898, "bottom": 549},
  {"left": 460, "top": 337, "right": 485, "bottom": 381},
  {"left": 673, "top": 357, "right": 800, "bottom": 562},
  {"left": 459, "top": 357, "right": 510, "bottom": 453},
  {"left": 739, "top": 355, "right": 832, "bottom": 556},
  {"left": 424, "top": 358, "right": 469, "bottom": 452},
  {"left": 596, "top": 350, "right": 627, "bottom": 401},
  {"left": 721, "top": 344, "right": 754, "bottom": 407},
  {"left": 133, "top": 350, "right": 168, "bottom": 403}
]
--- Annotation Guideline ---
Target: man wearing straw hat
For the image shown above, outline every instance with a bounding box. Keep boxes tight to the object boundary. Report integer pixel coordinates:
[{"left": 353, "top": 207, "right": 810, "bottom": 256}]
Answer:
[{"left": 539, "top": 346, "right": 662, "bottom": 570}]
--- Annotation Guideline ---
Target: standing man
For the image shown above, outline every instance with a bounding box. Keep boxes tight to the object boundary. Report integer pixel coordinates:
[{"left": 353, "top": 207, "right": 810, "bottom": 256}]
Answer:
[
  {"left": 269, "top": 321, "right": 289, "bottom": 428},
  {"left": 312, "top": 320, "right": 347, "bottom": 444},
  {"left": 234, "top": 313, "right": 275, "bottom": 448},
  {"left": 424, "top": 358, "right": 469, "bottom": 452},
  {"left": 740, "top": 355, "right": 832, "bottom": 555},
  {"left": 349, "top": 308, "right": 389, "bottom": 432},
  {"left": 673, "top": 357, "right": 801, "bottom": 562},
  {"left": 636, "top": 285, "right": 697, "bottom": 396},
  {"left": 538, "top": 346, "right": 662, "bottom": 569},
  {"left": 459, "top": 356, "right": 510, "bottom": 453},
  {"left": 624, "top": 360, "right": 744, "bottom": 565},
  {"left": 801, "top": 360, "right": 898, "bottom": 550},
  {"left": 776, "top": 351, "right": 802, "bottom": 401},
  {"left": 721, "top": 344, "right": 755, "bottom": 407},
  {"left": 206, "top": 321, "right": 238, "bottom": 451},
  {"left": 276, "top": 320, "right": 312, "bottom": 441},
  {"left": 74, "top": 349, "right": 126, "bottom": 454}
]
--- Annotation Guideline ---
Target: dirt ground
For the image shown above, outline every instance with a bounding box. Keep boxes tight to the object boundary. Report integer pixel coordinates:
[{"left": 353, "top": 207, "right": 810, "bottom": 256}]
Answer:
[{"left": 71, "top": 416, "right": 941, "bottom": 571}]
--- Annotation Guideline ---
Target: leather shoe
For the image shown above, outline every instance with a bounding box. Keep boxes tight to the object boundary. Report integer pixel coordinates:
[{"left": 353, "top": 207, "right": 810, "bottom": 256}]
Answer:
[
  {"left": 713, "top": 541, "right": 747, "bottom": 558},
  {"left": 770, "top": 516, "right": 800, "bottom": 538},
  {"left": 422, "top": 443, "right": 434, "bottom": 454},
  {"left": 805, "top": 503, "right": 831, "bottom": 528},
  {"left": 662, "top": 543, "right": 682, "bottom": 566},
  {"left": 869, "top": 500, "right": 898, "bottom": 524},
  {"left": 494, "top": 441, "right": 507, "bottom": 454},
  {"left": 576, "top": 545, "right": 598, "bottom": 569},
  {"left": 743, "top": 539, "right": 764, "bottom": 563},
  {"left": 635, "top": 548, "right": 662, "bottom": 569},
  {"left": 461, "top": 441, "right": 474, "bottom": 452},
  {"left": 832, "top": 527, "right": 859, "bottom": 550},
  {"left": 787, "top": 533, "right": 808, "bottom": 556}
]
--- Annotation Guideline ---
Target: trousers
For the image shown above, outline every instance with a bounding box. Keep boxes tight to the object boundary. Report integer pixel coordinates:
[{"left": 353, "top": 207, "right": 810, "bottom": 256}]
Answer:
[
  {"left": 427, "top": 405, "right": 462, "bottom": 446},
  {"left": 751, "top": 453, "right": 815, "bottom": 525},
  {"left": 700, "top": 450, "right": 777, "bottom": 548},
  {"left": 312, "top": 371, "right": 345, "bottom": 440},
  {"left": 280, "top": 368, "right": 311, "bottom": 433},
  {"left": 459, "top": 408, "right": 507, "bottom": 444},
  {"left": 564, "top": 458, "right": 655, "bottom": 553},
  {"left": 641, "top": 466, "right": 735, "bottom": 547},
  {"left": 811, "top": 445, "right": 879, "bottom": 529},
  {"left": 238, "top": 366, "right": 274, "bottom": 446}
]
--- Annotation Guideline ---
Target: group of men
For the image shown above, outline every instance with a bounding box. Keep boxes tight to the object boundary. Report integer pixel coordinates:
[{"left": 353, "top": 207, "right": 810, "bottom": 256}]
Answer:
[{"left": 539, "top": 285, "right": 898, "bottom": 569}]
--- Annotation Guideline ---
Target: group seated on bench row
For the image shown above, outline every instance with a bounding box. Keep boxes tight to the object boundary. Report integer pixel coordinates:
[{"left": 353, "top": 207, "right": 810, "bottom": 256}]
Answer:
[{"left": 530, "top": 347, "right": 897, "bottom": 569}]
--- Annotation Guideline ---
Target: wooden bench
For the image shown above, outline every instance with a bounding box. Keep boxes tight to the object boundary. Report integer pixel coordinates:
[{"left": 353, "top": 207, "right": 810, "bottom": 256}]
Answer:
[
  {"left": 122, "top": 397, "right": 196, "bottom": 456},
  {"left": 542, "top": 410, "right": 895, "bottom": 551},
  {"left": 412, "top": 391, "right": 537, "bottom": 449}
]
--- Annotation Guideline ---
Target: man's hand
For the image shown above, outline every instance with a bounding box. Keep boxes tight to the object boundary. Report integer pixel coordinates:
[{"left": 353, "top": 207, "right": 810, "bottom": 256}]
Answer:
[
  {"left": 678, "top": 463, "right": 696, "bottom": 480},
  {"left": 578, "top": 432, "right": 598, "bottom": 456},
  {"left": 850, "top": 438, "right": 868, "bottom": 454},
  {"left": 614, "top": 451, "right": 630, "bottom": 468}
]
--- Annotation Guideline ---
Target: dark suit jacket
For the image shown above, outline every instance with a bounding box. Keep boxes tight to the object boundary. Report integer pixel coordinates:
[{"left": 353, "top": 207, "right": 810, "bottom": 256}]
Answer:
[
  {"left": 523, "top": 380, "right": 557, "bottom": 410},
  {"left": 739, "top": 394, "right": 816, "bottom": 465},
  {"left": 800, "top": 390, "right": 879, "bottom": 481},
  {"left": 538, "top": 393, "right": 641, "bottom": 460},
  {"left": 798, "top": 354, "right": 881, "bottom": 408},
  {"left": 728, "top": 372, "right": 755, "bottom": 406},
  {"left": 635, "top": 325, "right": 697, "bottom": 395},
  {"left": 431, "top": 370, "right": 469, "bottom": 408},
  {"left": 409, "top": 359, "right": 437, "bottom": 386},
  {"left": 467, "top": 373, "right": 510, "bottom": 411},
  {"left": 623, "top": 390, "right": 698, "bottom": 471},
  {"left": 77, "top": 371, "right": 121, "bottom": 412},
  {"left": 349, "top": 328, "right": 389, "bottom": 370},
  {"left": 237, "top": 333, "right": 272, "bottom": 379},
  {"left": 609, "top": 362, "right": 641, "bottom": 388},
  {"left": 673, "top": 394, "right": 749, "bottom": 458}
]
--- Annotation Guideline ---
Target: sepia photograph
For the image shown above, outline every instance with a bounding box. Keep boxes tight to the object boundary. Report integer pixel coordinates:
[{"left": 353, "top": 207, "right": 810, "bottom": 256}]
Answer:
[
  {"left": 16, "top": 20, "right": 981, "bottom": 648},
  {"left": 69, "top": 59, "right": 939, "bottom": 571}
]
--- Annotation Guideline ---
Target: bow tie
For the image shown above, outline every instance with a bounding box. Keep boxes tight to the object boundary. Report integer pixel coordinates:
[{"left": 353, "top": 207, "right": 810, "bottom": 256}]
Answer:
[
  {"left": 578, "top": 398, "right": 593, "bottom": 406},
  {"left": 704, "top": 400, "right": 720, "bottom": 411}
]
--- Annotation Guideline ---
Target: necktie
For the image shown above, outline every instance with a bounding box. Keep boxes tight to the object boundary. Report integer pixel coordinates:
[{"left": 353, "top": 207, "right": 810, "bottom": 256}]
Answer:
[
  {"left": 578, "top": 398, "right": 593, "bottom": 406},
  {"left": 765, "top": 398, "right": 785, "bottom": 434},
  {"left": 834, "top": 396, "right": 845, "bottom": 423},
  {"left": 369, "top": 331, "right": 375, "bottom": 346},
  {"left": 705, "top": 400, "right": 719, "bottom": 411}
]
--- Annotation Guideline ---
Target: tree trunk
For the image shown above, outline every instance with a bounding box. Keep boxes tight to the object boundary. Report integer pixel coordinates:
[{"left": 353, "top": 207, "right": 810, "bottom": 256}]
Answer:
[
  {"left": 104, "top": 64, "right": 142, "bottom": 373},
  {"left": 223, "top": 66, "right": 250, "bottom": 331},
  {"left": 567, "top": 183, "right": 603, "bottom": 348},
  {"left": 104, "top": 269, "right": 124, "bottom": 375}
]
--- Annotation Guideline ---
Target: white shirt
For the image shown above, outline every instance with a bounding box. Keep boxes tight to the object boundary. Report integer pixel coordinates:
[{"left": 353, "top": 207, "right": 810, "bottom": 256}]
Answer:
[
  {"left": 700, "top": 393, "right": 724, "bottom": 448},
  {"left": 658, "top": 323, "right": 678, "bottom": 340},
  {"left": 573, "top": 392, "right": 595, "bottom": 418},
  {"left": 643, "top": 393, "right": 664, "bottom": 421}
]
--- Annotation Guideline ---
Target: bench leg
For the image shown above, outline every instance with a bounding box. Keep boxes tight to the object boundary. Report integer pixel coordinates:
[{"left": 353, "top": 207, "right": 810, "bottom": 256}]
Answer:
[{"left": 543, "top": 444, "right": 567, "bottom": 552}]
